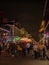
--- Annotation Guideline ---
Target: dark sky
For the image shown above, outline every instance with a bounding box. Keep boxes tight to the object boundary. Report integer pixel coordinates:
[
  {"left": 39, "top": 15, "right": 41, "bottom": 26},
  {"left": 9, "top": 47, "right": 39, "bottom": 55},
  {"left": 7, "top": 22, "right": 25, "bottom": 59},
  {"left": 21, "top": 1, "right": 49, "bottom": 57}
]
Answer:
[{"left": 0, "top": 0, "right": 48, "bottom": 39}]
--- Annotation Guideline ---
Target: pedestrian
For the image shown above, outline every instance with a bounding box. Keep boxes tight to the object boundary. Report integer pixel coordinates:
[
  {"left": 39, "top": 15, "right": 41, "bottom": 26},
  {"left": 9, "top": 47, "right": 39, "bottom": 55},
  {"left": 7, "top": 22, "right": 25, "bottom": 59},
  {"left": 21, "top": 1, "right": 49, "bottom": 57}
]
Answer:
[
  {"left": 26, "top": 42, "right": 30, "bottom": 55},
  {"left": 17, "top": 44, "right": 22, "bottom": 56},
  {"left": 9, "top": 42, "right": 15, "bottom": 57},
  {"left": 0, "top": 40, "right": 2, "bottom": 55},
  {"left": 21, "top": 42, "right": 26, "bottom": 56},
  {"left": 33, "top": 43, "right": 38, "bottom": 59},
  {"left": 38, "top": 42, "right": 46, "bottom": 59}
]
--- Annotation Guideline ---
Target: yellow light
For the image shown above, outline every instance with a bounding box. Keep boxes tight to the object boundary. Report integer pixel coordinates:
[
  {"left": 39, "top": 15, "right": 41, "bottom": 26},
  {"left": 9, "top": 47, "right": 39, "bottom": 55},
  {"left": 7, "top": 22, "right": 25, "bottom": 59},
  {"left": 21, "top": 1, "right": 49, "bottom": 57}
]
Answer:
[
  {"left": 39, "top": 28, "right": 45, "bottom": 32},
  {"left": 39, "top": 20, "right": 45, "bottom": 32}
]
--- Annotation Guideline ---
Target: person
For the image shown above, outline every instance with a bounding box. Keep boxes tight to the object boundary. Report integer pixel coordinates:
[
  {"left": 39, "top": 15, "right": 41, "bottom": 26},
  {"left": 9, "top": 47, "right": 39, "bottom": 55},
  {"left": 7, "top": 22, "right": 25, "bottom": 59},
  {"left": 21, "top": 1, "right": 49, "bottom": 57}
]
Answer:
[
  {"left": 21, "top": 42, "right": 26, "bottom": 56},
  {"left": 26, "top": 42, "right": 30, "bottom": 55},
  {"left": 38, "top": 42, "right": 46, "bottom": 59},
  {"left": 33, "top": 43, "right": 38, "bottom": 59},
  {"left": 43, "top": 45, "right": 46, "bottom": 59},
  {"left": 17, "top": 44, "right": 22, "bottom": 56},
  {"left": 6, "top": 42, "right": 10, "bottom": 56},
  {"left": 0, "top": 40, "right": 2, "bottom": 55},
  {"left": 9, "top": 42, "right": 15, "bottom": 57},
  {"left": 0, "top": 43, "right": 2, "bottom": 55}
]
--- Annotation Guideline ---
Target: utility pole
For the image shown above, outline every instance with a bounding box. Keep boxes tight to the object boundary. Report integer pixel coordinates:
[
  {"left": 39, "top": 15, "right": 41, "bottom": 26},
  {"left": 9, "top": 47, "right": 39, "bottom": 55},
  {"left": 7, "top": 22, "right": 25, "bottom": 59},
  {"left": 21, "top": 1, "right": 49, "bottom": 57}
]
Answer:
[
  {"left": 44, "top": 21, "right": 49, "bottom": 32},
  {"left": 43, "top": 0, "right": 48, "bottom": 17},
  {"left": 12, "top": 24, "right": 15, "bottom": 36},
  {"left": 11, "top": 20, "right": 15, "bottom": 37},
  {"left": 39, "top": 0, "right": 48, "bottom": 43},
  {"left": 43, "top": 0, "right": 48, "bottom": 33},
  {"left": 43, "top": 0, "right": 48, "bottom": 44}
]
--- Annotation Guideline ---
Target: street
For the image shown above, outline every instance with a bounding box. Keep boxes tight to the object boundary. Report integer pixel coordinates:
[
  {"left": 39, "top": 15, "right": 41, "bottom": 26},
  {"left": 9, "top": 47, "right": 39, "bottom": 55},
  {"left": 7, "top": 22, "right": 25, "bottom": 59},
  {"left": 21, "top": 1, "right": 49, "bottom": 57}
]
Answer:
[
  {"left": 0, "top": 0, "right": 49, "bottom": 65},
  {"left": 0, "top": 56, "right": 49, "bottom": 65}
]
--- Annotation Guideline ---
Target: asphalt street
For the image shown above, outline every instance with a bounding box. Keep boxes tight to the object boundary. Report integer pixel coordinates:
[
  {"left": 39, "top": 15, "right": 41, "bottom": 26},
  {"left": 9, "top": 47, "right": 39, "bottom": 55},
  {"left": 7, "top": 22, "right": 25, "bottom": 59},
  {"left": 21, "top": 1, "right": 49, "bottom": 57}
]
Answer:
[{"left": 0, "top": 56, "right": 49, "bottom": 65}]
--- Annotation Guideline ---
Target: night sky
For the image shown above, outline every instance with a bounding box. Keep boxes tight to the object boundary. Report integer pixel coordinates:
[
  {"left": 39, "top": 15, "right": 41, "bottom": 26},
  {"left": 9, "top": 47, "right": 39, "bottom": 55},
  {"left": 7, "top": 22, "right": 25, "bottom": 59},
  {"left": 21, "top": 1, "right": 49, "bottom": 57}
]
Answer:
[{"left": 0, "top": 0, "right": 49, "bottom": 40}]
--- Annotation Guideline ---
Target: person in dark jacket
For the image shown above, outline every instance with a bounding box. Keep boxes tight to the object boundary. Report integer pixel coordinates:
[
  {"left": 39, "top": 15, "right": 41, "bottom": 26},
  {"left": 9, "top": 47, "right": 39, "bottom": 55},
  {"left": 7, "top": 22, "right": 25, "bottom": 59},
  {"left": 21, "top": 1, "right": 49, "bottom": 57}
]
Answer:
[
  {"left": 9, "top": 42, "right": 15, "bottom": 56},
  {"left": 0, "top": 41, "right": 2, "bottom": 55}
]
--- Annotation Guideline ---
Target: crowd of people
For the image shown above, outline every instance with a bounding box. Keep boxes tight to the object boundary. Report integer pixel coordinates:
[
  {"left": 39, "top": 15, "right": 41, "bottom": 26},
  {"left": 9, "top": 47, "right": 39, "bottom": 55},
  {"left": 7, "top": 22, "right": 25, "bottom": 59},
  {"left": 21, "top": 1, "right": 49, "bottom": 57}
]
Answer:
[{"left": 0, "top": 40, "right": 49, "bottom": 60}]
